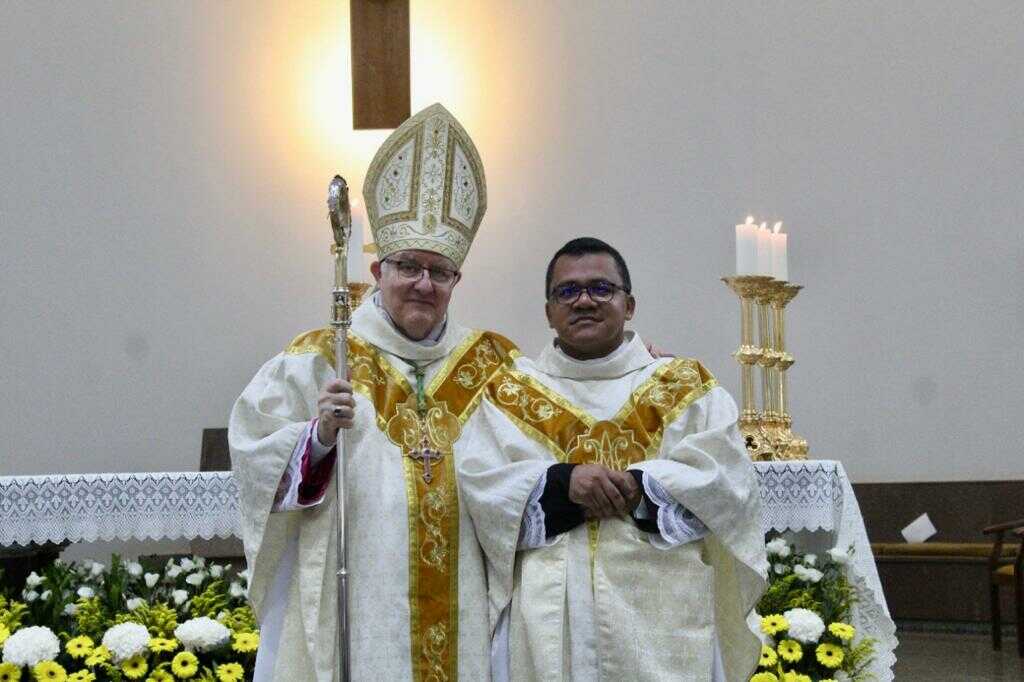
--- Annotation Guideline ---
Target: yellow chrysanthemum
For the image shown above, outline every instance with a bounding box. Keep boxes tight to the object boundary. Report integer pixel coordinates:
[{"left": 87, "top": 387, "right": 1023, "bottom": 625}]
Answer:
[
  {"left": 777, "top": 638, "right": 803, "bottom": 663},
  {"left": 66, "top": 635, "right": 95, "bottom": 659},
  {"left": 120, "top": 656, "right": 148, "bottom": 680},
  {"left": 760, "top": 614, "right": 789, "bottom": 636},
  {"left": 750, "top": 673, "right": 779, "bottom": 682},
  {"left": 758, "top": 645, "right": 778, "bottom": 667},
  {"left": 146, "top": 671, "right": 174, "bottom": 682},
  {"left": 230, "top": 631, "right": 259, "bottom": 654},
  {"left": 828, "top": 621, "right": 856, "bottom": 641},
  {"left": 31, "top": 660, "right": 66, "bottom": 682},
  {"left": 782, "top": 673, "right": 811, "bottom": 682},
  {"left": 67, "top": 672, "right": 95, "bottom": 682},
  {"left": 170, "top": 652, "right": 199, "bottom": 679},
  {"left": 214, "top": 663, "right": 244, "bottom": 682},
  {"left": 84, "top": 645, "right": 111, "bottom": 667},
  {"left": 0, "top": 661, "right": 22, "bottom": 682},
  {"left": 148, "top": 638, "right": 179, "bottom": 653},
  {"left": 816, "top": 642, "right": 844, "bottom": 668},
  {"left": 0, "top": 624, "right": 10, "bottom": 645}
]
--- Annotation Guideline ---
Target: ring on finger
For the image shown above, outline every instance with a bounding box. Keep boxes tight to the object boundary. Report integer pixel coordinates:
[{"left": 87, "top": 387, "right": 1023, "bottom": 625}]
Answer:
[{"left": 333, "top": 407, "right": 343, "bottom": 418}]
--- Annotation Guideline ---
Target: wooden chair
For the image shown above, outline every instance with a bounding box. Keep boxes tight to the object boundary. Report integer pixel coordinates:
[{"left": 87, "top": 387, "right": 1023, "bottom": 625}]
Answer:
[{"left": 982, "top": 517, "right": 1024, "bottom": 656}]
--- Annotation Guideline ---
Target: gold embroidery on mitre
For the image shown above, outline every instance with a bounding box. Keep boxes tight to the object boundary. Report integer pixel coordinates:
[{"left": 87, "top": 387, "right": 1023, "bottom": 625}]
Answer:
[{"left": 363, "top": 103, "right": 486, "bottom": 268}]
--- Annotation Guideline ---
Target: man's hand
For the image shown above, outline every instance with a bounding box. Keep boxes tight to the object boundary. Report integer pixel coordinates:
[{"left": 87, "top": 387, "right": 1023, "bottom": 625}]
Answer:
[
  {"left": 317, "top": 378, "right": 356, "bottom": 445},
  {"left": 645, "top": 340, "right": 676, "bottom": 359},
  {"left": 569, "top": 464, "right": 641, "bottom": 518}
]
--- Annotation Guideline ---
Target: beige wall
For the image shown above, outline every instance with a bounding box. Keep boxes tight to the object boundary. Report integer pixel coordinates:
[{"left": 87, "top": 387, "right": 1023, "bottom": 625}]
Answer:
[{"left": 2, "top": 1, "right": 1021, "bottom": 483}]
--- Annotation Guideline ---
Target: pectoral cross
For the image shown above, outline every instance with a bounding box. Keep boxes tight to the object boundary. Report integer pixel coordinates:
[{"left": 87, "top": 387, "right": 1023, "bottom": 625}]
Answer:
[{"left": 408, "top": 433, "right": 443, "bottom": 484}]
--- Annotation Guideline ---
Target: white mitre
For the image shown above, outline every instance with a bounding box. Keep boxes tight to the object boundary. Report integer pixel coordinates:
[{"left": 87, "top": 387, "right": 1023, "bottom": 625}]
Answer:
[{"left": 362, "top": 102, "right": 486, "bottom": 268}]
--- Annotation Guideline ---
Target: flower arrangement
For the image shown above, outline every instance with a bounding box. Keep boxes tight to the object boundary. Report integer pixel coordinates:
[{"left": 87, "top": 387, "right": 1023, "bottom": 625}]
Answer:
[
  {"left": 1, "top": 555, "right": 257, "bottom": 681},
  {"left": 749, "top": 538, "right": 875, "bottom": 682}
]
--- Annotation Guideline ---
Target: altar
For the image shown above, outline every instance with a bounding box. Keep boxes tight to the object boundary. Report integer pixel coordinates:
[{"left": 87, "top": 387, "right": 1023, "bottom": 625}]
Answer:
[{"left": 0, "top": 459, "right": 897, "bottom": 679}]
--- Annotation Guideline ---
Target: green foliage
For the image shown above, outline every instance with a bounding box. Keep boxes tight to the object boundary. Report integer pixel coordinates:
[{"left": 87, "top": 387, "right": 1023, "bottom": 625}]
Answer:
[
  {"left": 0, "top": 594, "right": 29, "bottom": 630},
  {"left": 189, "top": 580, "right": 230, "bottom": 618},
  {"left": 74, "top": 597, "right": 108, "bottom": 640},
  {"left": 219, "top": 605, "right": 258, "bottom": 634}
]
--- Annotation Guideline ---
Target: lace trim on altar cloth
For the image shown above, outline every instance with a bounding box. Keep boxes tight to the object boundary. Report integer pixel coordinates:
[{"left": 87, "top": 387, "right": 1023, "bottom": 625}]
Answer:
[
  {"left": 517, "top": 470, "right": 550, "bottom": 550},
  {"left": 0, "top": 471, "right": 241, "bottom": 546},
  {"left": 756, "top": 460, "right": 844, "bottom": 534}
]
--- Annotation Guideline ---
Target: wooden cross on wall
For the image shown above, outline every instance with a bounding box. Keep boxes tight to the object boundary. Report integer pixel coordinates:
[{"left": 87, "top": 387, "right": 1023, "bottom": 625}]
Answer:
[{"left": 350, "top": 0, "right": 411, "bottom": 129}]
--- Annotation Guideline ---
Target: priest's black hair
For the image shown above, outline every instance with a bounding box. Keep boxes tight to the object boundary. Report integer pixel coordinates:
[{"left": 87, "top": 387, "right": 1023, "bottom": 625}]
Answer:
[{"left": 545, "top": 237, "right": 632, "bottom": 298}]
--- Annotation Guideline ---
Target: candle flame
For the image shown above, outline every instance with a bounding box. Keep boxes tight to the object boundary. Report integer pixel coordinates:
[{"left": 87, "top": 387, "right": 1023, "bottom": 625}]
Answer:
[
  {"left": 760, "top": 222, "right": 767, "bottom": 231},
  {"left": 745, "top": 215, "right": 754, "bottom": 225},
  {"left": 773, "top": 221, "right": 782, "bottom": 234}
]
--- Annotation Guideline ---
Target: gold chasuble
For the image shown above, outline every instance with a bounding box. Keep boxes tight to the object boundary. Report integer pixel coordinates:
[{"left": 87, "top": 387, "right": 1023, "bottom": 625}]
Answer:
[
  {"left": 230, "top": 300, "right": 516, "bottom": 682},
  {"left": 458, "top": 333, "right": 769, "bottom": 682}
]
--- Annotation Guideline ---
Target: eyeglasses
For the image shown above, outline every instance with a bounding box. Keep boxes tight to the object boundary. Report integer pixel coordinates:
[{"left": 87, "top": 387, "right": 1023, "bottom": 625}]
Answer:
[
  {"left": 382, "top": 257, "right": 460, "bottom": 286},
  {"left": 548, "top": 281, "right": 628, "bottom": 305}
]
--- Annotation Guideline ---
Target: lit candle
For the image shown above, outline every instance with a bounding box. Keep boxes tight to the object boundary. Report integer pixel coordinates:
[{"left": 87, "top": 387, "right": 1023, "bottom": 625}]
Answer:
[
  {"left": 756, "top": 222, "right": 773, "bottom": 276},
  {"left": 735, "top": 215, "right": 757, "bottom": 274},
  {"left": 771, "top": 221, "right": 788, "bottom": 281}
]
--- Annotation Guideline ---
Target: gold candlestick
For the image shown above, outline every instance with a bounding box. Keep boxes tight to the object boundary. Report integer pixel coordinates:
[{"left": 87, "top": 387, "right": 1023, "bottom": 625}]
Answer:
[
  {"left": 723, "top": 276, "right": 807, "bottom": 461},
  {"left": 771, "top": 283, "right": 807, "bottom": 459},
  {"left": 722, "top": 276, "right": 772, "bottom": 458},
  {"left": 757, "top": 279, "right": 788, "bottom": 456}
]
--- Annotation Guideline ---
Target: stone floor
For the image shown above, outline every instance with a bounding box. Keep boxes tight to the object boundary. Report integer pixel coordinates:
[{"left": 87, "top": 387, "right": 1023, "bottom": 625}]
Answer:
[{"left": 894, "top": 631, "right": 1024, "bottom": 680}]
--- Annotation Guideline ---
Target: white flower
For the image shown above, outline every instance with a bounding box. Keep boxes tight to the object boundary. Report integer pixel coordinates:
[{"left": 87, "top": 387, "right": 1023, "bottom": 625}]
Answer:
[
  {"left": 38, "top": 590, "right": 51, "bottom": 601},
  {"left": 77, "top": 586, "right": 95, "bottom": 599},
  {"left": 89, "top": 561, "right": 105, "bottom": 577},
  {"left": 827, "top": 546, "right": 850, "bottom": 565},
  {"left": 23, "top": 590, "right": 39, "bottom": 602},
  {"left": 166, "top": 565, "right": 183, "bottom": 579},
  {"left": 773, "top": 563, "right": 790, "bottom": 575},
  {"left": 238, "top": 568, "right": 250, "bottom": 583},
  {"left": 25, "top": 571, "right": 44, "bottom": 588},
  {"left": 765, "top": 538, "right": 791, "bottom": 557},
  {"left": 172, "top": 589, "right": 189, "bottom": 606},
  {"left": 126, "top": 597, "right": 146, "bottom": 611},
  {"left": 803, "top": 553, "right": 817, "bottom": 566},
  {"left": 144, "top": 573, "right": 160, "bottom": 588},
  {"left": 793, "top": 564, "right": 823, "bottom": 583},
  {"left": 179, "top": 558, "right": 196, "bottom": 572},
  {"left": 1, "top": 625, "right": 60, "bottom": 666},
  {"left": 229, "top": 582, "right": 246, "bottom": 599},
  {"left": 783, "top": 607, "right": 826, "bottom": 643},
  {"left": 832, "top": 672, "right": 852, "bottom": 682},
  {"left": 209, "top": 564, "right": 224, "bottom": 579},
  {"left": 64, "top": 603, "right": 79, "bottom": 616},
  {"left": 184, "top": 572, "right": 206, "bottom": 587},
  {"left": 174, "top": 616, "right": 231, "bottom": 652},
  {"left": 101, "top": 622, "right": 150, "bottom": 663},
  {"left": 193, "top": 557, "right": 206, "bottom": 569},
  {"left": 126, "top": 561, "right": 144, "bottom": 577}
]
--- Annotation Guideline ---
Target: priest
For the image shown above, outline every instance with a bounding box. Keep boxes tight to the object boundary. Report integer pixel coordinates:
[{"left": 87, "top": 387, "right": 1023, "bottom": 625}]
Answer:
[
  {"left": 229, "top": 104, "right": 517, "bottom": 681},
  {"left": 459, "top": 237, "right": 769, "bottom": 681}
]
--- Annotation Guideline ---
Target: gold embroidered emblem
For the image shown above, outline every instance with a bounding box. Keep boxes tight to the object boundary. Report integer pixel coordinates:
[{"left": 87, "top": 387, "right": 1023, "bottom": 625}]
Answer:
[{"left": 566, "top": 421, "right": 645, "bottom": 471}]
